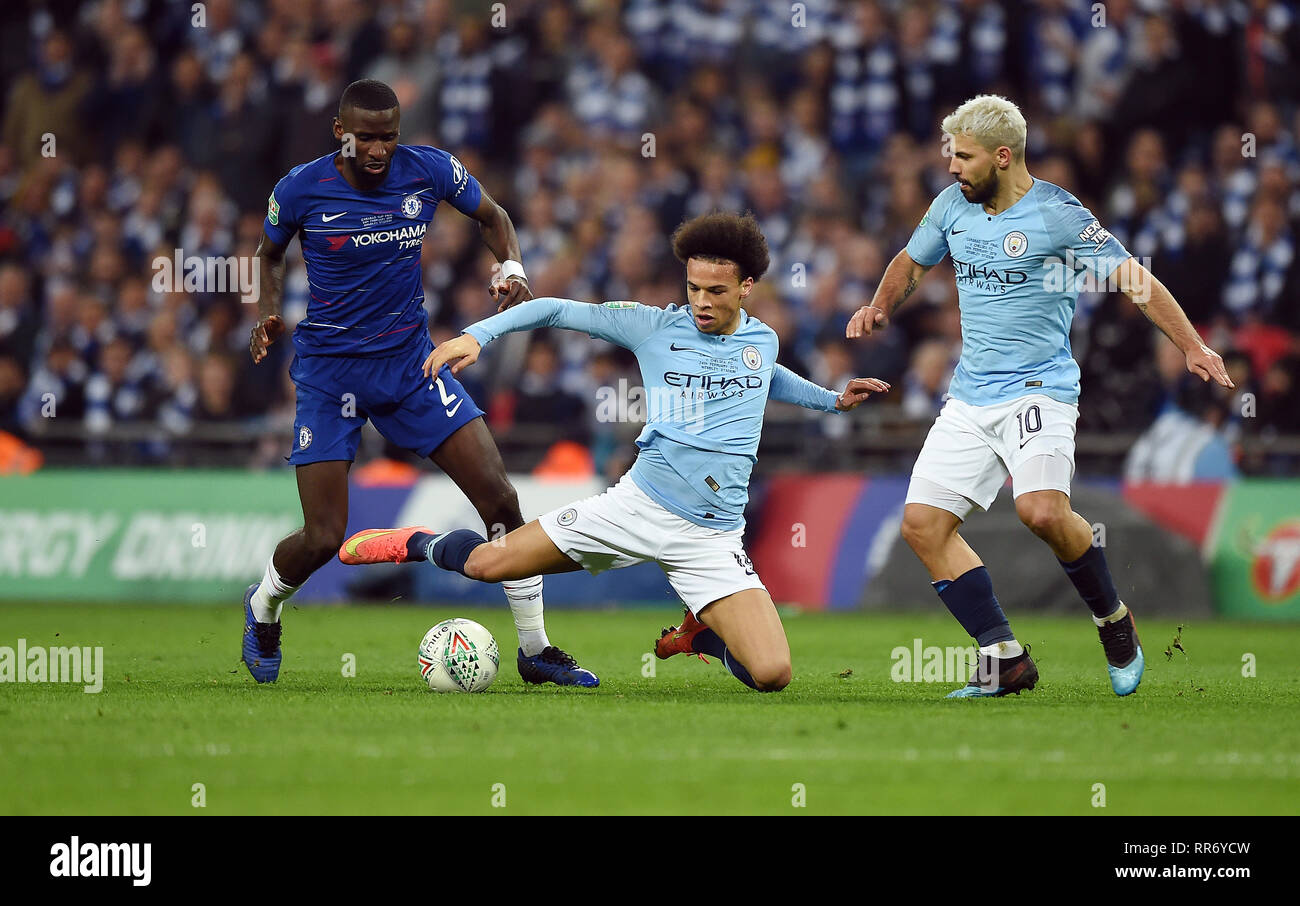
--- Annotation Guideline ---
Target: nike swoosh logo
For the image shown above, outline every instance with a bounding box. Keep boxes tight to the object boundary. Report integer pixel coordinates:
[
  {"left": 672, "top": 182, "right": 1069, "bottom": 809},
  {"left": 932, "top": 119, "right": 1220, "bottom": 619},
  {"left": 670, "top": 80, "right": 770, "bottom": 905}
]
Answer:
[
  {"left": 669, "top": 343, "right": 697, "bottom": 352},
  {"left": 951, "top": 229, "right": 967, "bottom": 234},
  {"left": 445, "top": 399, "right": 463, "bottom": 418},
  {"left": 344, "top": 529, "right": 396, "bottom": 557},
  {"left": 322, "top": 212, "right": 347, "bottom": 222}
]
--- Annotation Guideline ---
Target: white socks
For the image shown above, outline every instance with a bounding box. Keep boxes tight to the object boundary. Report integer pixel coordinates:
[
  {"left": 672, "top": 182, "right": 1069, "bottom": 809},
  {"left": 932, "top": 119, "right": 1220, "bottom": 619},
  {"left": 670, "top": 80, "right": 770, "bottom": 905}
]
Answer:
[
  {"left": 1092, "top": 601, "right": 1129, "bottom": 627},
  {"left": 979, "top": 639, "right": 1025, "bottom": 659},
  {"left": 250, "top": 556, "right": 299, "bottom": 624},
  {"left": 502, "top": 575, "right": 549, "bottom": 656}
]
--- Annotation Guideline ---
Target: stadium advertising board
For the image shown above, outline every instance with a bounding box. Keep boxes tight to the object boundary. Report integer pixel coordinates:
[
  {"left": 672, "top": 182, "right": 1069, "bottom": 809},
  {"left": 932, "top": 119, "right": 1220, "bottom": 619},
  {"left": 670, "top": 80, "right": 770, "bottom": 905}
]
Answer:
[
  {"left": 1209, "top": 480, "right": 1300, "bottom": 621},
  {"left": 0, "top": 472, "right": 301, "bottom": 601}
]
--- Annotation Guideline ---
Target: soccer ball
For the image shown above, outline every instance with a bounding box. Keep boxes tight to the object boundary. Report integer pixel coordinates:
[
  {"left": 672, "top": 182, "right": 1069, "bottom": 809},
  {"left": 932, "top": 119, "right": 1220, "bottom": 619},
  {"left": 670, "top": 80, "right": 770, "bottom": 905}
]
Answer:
[{"left": 418, "top": 619, "right": 500, "bottom": 693}]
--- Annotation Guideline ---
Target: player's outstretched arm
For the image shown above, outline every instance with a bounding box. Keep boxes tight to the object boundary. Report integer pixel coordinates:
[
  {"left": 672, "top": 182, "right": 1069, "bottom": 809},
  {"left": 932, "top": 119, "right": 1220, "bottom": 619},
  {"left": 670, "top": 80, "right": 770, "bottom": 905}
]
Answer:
[
  {"left": 468, "top": 189, "right": 532, "bottom": 313},
  {"left": 423, "top": 298, "right": 663, "bottom": 379},
  {"left": 846, "top": 249, "right": 932, "bottom": 339},
  {"left": 1110, "top": 256, "right": 1235, "bottom": 389},
  {"left": 770, "top": 363, "right": 890, "bottom": 412},
  {"left": 249, "top": 231, "right": 287, "bottom": 364}
]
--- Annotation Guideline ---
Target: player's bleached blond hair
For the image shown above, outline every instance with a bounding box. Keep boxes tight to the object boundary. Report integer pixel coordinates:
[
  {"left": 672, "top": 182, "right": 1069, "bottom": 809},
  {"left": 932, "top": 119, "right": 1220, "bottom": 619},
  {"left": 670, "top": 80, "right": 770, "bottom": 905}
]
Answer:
[{"left": 941, "top": 95, "right": 1027, "bottom": 160}]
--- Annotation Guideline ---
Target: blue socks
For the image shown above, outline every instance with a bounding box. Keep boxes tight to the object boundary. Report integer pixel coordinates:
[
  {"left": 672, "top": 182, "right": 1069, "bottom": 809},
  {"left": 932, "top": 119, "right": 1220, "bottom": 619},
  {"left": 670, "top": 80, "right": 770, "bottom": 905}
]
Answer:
[
  {"left": 406, "top": 531, "right": 436, "bottom": 562},
  {"left": 690, "top": 628, "right": 760, "bottom": 690},
  {"left": 430, "top": 529, "right": 486, "bottom": 576},
  {"left": 935, "top": 566, "right": 1015, "bottom": 647},
  {"left": 1059, "top": 544, "right": 1121, "bottom": 619}
]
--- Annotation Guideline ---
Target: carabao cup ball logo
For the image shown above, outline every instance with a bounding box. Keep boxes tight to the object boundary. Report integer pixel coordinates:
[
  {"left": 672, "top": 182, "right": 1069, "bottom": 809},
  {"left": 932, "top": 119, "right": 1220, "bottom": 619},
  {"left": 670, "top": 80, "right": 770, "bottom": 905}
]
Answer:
[
  {"left": 1003, "top": 231, "right": 1028, "bottom": 258},
  {"left": 742, "top": 345, "right": 762, "bottom": 370},
  {"left": 401, "top": 194, "right": 422, "bottom": 219},
  {"left": 1252, "top": 521, "right": 1300, "bottom": 601}
]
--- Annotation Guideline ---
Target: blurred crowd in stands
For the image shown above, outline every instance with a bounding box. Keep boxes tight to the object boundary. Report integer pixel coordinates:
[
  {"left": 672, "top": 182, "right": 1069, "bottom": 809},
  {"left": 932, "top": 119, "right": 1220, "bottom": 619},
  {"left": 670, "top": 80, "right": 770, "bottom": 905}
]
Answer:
[{"left": 0, "top": 0, "right": 1298, "bottom": 477}]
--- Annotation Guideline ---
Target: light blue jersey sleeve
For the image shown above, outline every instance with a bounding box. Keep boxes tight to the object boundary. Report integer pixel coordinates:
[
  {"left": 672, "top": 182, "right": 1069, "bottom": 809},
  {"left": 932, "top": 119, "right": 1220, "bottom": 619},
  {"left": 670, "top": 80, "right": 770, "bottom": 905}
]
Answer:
[
  {"left": 464, "top": 298, "right": 670, "bottom": 350},
  {"left": 905, "top": 188, "right": 956, "bottom": 266},
  {"left": 770, "top": 365, "right": 839, "bottom": 412},
  {"left": 1040, "top": 197, "right": 1132, "bottom": 282}
]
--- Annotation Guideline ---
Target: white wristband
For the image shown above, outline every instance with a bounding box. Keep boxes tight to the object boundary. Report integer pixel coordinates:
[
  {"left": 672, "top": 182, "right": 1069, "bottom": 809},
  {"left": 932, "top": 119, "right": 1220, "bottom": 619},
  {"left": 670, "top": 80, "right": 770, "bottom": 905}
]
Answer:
[{"left": 501, "top": 259, "right": 527, "bottom": 283}]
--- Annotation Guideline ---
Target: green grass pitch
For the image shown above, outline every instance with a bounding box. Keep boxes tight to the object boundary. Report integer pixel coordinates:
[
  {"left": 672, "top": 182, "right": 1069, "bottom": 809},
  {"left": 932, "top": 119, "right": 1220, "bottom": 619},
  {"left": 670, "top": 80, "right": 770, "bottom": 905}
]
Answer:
[{"left": 1, "top": 603, "right": 1297, "bottom": 815}]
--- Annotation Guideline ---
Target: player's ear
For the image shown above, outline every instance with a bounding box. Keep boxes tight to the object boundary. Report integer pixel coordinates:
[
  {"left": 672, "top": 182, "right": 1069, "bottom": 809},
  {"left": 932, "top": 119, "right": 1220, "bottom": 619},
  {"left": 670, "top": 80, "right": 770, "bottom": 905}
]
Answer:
[
  {"left": 740, "top": 277, "right": 754, "bottom": 298},
  {"left": 332, "top": 117, "right": 344, "bottom": 140}
]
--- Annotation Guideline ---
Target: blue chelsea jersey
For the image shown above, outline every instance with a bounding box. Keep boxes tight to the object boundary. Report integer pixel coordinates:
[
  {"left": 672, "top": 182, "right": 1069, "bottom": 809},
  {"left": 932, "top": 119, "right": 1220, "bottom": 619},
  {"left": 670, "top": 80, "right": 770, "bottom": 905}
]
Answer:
[
  {"left": 263, "top": 144, "right": 482, "bottom": 357},
  {"left": 905, "top": 178, "right": 1131, "bottom": 406}
]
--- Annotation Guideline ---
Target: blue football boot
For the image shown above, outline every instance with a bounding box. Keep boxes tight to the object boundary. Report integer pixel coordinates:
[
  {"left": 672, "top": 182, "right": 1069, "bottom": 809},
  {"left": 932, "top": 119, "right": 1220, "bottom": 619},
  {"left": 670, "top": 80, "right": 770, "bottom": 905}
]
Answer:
[
  {"left": 946, "top": 646, "right": 1038, "bottom": 698},
  {"left": 1098, "top": 607, "right": 1144, "bottom": 696},
  {"left": 517, "top": 646, "right": 599, "bottom": 687},
  {"left": 241, "top": 583, "right": 282, "bottom": 683}
]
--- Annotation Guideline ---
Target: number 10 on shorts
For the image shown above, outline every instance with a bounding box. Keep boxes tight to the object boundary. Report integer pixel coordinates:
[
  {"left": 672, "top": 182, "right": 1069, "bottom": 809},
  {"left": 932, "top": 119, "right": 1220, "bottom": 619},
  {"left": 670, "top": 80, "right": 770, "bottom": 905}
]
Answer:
[{"left": 1017, "top": 404, "right": 1042, "bottom": 443}]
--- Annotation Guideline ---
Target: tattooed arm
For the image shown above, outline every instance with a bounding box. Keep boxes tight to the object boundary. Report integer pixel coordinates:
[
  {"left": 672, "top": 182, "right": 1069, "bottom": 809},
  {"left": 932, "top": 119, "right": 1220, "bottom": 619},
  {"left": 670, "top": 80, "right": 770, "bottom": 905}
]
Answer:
[{"left": 846, "top": 249, "right": 933, "bottom": 339}]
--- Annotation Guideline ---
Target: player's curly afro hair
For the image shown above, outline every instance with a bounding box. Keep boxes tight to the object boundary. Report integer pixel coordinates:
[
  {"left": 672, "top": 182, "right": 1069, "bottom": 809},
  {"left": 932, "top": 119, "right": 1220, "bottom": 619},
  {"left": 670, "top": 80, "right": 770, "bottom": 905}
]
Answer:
[{"left": 670, "top": 211, "right": 770, "bottom": 283}]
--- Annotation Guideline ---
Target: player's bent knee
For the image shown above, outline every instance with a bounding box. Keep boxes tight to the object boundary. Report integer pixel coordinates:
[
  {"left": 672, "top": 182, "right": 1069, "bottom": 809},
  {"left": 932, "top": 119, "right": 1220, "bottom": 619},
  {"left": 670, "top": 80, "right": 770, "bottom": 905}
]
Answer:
[
  {"left": 479, "top": 483, "right": 522, "bottom": 529},
  {"left": 304, "top": 523, "right": 346, "bottom": 565},
  {"left": 901, "top": 508, "right": 948, "bottom": 555},
  {"left": 1016, "top": 499, "right": 1065, "bottom": 538},
  {"left": 751, "top": 659, "right": 792, "bottom": 692}
]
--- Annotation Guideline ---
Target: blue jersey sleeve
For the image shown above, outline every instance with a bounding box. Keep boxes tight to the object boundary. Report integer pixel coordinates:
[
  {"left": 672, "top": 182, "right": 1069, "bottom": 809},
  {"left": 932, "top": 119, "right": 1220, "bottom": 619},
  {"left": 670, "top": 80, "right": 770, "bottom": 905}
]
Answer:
[
  {"left": 263, "top": 169, "right": 303, "bottom": 247},
  {"left": 464, "top": 298, "right": 669, "bottom": 350},
  {"left": 1042, "top": 199, "right": 1131, "bottom": 282},
  {"left": 770, "top": 365, "right": 839, "bottom": 412},
  {"left": 905, "top": 192, "right": 952, "bottom": 266},
  {"left": 410, "top": 145, "right": 482, "bottom": 216}
]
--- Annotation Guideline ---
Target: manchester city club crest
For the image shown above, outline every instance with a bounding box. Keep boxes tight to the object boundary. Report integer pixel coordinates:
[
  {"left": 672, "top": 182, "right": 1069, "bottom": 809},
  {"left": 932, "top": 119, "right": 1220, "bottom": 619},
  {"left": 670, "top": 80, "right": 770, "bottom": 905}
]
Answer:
[
  {"left": 742, "top": 345, "right": 762, "bottom": 370},
  {"left": 401, "top": 194, "right": 422, "bottom": 219},
  {"left": 1003, "top": 231, "right": 1028, "bottom": 257},
  {"left": 557, "top": 508, "right": 577, "bottom": 527}
]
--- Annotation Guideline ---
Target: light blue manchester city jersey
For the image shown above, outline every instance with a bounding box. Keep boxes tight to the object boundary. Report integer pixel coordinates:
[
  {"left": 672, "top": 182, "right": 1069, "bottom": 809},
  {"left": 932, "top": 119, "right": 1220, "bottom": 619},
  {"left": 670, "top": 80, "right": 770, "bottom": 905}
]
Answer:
[
  {"left": 465, "top": 298, "right": 840, "bottom": 530},
  {"left": 905, "top": 178, "right": 1131, "bottom": 406}
]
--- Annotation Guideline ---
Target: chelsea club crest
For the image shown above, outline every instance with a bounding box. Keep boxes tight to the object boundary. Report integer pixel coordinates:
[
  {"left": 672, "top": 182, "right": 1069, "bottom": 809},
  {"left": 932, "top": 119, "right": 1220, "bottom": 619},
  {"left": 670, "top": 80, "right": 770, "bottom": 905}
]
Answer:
[{"left": 401, "top": 195, "right": 422, "bottom": 219}]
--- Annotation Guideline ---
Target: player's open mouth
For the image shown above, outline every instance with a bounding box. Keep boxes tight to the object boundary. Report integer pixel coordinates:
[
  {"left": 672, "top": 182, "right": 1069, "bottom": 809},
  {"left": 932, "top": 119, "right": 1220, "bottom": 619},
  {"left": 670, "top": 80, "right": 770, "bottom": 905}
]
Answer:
[
  {"left": 364, "top": 161, "right": 387, "bottom": 173},
  {"left": 694, "top": 313, "right": 714, "bottom": 329}
]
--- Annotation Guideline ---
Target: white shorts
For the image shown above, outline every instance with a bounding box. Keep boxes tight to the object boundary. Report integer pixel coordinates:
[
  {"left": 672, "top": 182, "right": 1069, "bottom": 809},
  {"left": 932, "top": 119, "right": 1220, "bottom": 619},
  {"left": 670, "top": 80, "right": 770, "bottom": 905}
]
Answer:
[
  {"left": 537, "top": 474, "right": 766, "bottom": 614},
  {"left": 906, "top": 394, "right": 1078, "bottom": 520}
]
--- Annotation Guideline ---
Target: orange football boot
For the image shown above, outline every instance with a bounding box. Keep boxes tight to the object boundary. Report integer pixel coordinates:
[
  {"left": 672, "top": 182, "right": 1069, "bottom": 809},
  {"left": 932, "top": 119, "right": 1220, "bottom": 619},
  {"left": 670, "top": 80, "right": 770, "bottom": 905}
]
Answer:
[
  {"left": 339, "top": 526, "right": 435, "bottom": 565},
  {"left": 654, "top": 608, "right": 710, "bottom": 661}
]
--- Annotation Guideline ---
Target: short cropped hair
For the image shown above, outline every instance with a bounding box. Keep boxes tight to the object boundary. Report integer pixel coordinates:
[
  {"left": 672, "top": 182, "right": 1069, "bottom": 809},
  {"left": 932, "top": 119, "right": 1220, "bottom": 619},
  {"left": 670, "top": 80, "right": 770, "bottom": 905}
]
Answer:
[
  {"left": 942, "top": 95, "right": 1027, "bottom": 160},
  {"left": 670, "top": 211, "right": 770, "bottom": 283},
  {"left": 339, "top": 79, "right": 399, "bottom": 116}
]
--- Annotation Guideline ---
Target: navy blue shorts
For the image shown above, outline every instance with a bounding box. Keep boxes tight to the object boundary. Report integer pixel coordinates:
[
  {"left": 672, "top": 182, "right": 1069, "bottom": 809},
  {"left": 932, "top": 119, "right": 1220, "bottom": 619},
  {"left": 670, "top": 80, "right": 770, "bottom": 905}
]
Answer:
[{"left": 288, "top": 337, "right": 485, "bottom": 465}]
